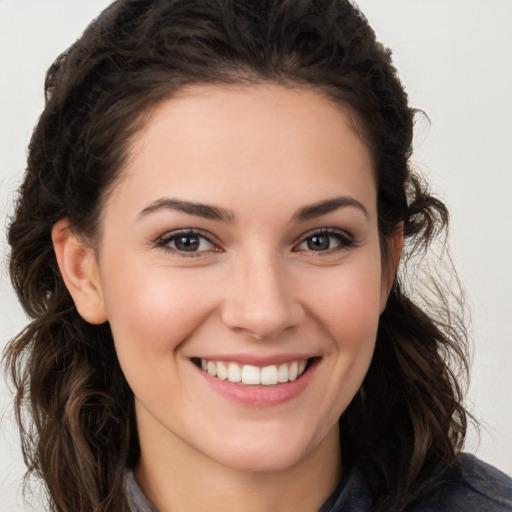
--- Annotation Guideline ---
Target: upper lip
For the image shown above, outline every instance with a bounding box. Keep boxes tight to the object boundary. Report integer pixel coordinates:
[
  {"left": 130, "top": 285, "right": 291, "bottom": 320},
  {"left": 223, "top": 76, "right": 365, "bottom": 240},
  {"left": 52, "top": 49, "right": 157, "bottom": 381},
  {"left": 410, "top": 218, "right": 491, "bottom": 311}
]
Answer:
[{"left": 192, "top": 353, "right": 318, "bottom": 367}]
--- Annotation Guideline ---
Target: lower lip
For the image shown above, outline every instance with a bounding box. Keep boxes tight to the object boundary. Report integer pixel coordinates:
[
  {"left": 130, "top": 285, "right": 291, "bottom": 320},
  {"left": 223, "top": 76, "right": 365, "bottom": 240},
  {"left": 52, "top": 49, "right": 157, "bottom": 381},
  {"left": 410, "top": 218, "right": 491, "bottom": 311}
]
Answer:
[{"left": 195, "top": 360, "right": 318, "bottom": 407}]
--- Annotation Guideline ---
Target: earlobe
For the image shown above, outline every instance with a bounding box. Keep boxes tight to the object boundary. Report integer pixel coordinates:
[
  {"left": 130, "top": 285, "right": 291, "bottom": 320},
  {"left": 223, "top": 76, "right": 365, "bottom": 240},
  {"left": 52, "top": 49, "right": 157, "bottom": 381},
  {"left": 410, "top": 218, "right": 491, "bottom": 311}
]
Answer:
[
  {"left": 380, "top": 222, "right": 404, "bottom": 313},
  {"left": 52, "top": 218, "right": 107, "bottom": 325}
]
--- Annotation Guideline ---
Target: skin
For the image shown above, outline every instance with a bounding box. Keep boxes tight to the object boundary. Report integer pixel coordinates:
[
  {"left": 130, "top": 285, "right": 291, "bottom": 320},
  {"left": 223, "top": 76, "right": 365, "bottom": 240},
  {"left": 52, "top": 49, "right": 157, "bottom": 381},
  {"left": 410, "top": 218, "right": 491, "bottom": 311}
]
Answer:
[{"left": 53, "top": 84, "right": 403, "bottom": 512}]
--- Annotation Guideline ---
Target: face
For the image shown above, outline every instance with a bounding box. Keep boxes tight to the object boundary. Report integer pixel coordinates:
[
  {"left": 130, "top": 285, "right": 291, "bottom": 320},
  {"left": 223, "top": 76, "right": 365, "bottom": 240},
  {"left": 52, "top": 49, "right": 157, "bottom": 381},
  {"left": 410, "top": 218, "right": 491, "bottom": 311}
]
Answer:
[{"left": 84, "top": 84, "right": 398, "bottom": 473}]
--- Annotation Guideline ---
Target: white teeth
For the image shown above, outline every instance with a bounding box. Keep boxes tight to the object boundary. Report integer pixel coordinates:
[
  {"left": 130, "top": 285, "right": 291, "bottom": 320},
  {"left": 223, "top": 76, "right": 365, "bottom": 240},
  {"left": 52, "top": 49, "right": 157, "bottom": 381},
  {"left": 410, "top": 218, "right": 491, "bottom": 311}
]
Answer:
[
  {"left": 278, "top": 363, "right": 289, "bottom": 383},
  {"left": 216, "top": 361, "right": 228, "bottom": 380},
  {"left": 261, "top": 365, "right": 279, "bottom": 385},
  {"left": 200, "top": 358, "right": 309, "bottom": 385},
  {"left": 241, "top": 365, "right": 260, "bottom": 385},
  {"left": 207, "top": 361, "right": 217, "bottom": 377},
  {"left": 288, "top": 361, "right": 298, "bottom": 381},
  {"left": 227, "top": 363, "right": 242, "bottom": 383}
]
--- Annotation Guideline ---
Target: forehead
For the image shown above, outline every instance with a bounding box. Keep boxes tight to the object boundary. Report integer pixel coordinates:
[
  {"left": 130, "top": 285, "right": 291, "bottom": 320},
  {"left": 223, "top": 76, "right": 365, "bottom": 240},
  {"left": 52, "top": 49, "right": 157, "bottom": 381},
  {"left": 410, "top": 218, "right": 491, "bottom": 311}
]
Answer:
[{"left": 105, "top": 83, "right": 376, "bottom": 221}]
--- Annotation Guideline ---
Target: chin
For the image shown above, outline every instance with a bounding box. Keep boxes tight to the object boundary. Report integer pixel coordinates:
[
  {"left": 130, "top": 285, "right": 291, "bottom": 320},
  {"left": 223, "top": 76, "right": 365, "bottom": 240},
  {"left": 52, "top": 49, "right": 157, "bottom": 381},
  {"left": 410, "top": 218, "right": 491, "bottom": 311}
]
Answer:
[
  {"left": 214, "top": 444, "right": 310, "bottom": 473},
  {"left": 203, "top": 423, "right": 336, "bottom": 474}
]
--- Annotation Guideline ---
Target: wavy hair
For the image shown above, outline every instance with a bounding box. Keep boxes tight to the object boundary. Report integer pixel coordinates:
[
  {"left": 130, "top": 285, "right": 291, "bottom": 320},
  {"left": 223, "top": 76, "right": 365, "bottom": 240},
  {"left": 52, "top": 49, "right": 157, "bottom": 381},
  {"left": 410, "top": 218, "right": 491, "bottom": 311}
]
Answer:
[{"left": 4, "top": 0, "right": 470, "bottom": 510}]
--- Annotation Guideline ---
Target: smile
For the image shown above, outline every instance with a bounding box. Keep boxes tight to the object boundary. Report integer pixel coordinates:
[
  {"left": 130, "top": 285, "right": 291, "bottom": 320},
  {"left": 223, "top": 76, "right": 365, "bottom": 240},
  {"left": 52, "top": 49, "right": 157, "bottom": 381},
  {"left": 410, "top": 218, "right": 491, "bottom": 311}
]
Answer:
[{"left": 198, "top": 358, "right": 309, "bottom": 386}]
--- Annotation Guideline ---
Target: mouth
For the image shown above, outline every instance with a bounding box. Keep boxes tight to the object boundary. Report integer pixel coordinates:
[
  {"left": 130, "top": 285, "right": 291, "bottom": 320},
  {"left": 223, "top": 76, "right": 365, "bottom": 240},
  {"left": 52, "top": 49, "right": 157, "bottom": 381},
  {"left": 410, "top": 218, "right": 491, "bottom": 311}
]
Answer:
[{"left": 192, "top": 357, "right": 315, "bottom": 386}]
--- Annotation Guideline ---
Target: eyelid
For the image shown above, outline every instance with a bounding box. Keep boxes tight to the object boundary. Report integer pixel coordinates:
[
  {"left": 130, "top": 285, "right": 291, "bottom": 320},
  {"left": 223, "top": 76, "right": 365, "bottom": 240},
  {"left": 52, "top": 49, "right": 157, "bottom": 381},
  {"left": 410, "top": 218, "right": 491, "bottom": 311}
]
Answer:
[
  {"left": 293, "top": 227, "right": 356, "bottom": 252},
  {"left": 153, "top": 227, "right": 355, "bottom": 256},
  {"left": 155, "top": 228, "right": 223, "bottom": 255}
]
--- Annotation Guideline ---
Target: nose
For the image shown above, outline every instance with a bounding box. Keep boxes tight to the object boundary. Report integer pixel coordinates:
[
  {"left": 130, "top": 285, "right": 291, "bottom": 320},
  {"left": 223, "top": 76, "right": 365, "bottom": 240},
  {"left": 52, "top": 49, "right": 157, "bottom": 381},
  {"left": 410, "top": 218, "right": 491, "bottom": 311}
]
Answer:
[{"left": 220, "top": 251, "right": 304, "bottom": 340}]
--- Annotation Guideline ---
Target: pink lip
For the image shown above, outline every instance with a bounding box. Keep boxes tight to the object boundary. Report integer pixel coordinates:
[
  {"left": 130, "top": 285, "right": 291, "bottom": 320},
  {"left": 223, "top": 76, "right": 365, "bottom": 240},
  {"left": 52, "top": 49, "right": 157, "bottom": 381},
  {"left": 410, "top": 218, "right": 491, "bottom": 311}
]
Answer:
[
  {"left": 193, "top": 357, "right": 319, "bottom": 407},
  {"left": 194, "top": 353, "right": 316, "bottom": 366}
]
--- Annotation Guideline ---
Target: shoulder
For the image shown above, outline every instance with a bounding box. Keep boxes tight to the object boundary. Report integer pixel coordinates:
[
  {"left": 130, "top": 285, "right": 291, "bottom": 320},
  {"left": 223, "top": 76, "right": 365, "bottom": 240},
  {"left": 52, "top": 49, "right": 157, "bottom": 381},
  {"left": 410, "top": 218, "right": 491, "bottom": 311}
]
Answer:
[
  {"left": 323, "top": 454, "right": 512, "bottom": 512},
  {"left": 416, "top": 453, "right": 512, "bottom": 511}
]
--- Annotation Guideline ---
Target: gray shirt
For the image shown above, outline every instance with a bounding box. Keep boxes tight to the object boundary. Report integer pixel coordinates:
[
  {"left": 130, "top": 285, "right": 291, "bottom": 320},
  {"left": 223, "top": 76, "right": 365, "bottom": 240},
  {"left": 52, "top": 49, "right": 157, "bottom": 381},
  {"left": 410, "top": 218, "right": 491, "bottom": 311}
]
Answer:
[{"left": 124, "top": 453, "right": 512, "bottom": 511}]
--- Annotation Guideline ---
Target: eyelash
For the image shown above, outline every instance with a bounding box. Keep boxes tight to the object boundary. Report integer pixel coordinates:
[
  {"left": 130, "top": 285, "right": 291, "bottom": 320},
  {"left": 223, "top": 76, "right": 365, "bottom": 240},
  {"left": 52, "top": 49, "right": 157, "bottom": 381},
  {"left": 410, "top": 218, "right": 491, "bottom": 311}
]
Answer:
[
  {"left": 294, "top": 228, "right": 356, "bottom": 254},
  {"left": 155, "top": 228, "right": 355, "bottom": 256},
  {"left": 156, "top": 229, "right": 219, "bottom": 257}
]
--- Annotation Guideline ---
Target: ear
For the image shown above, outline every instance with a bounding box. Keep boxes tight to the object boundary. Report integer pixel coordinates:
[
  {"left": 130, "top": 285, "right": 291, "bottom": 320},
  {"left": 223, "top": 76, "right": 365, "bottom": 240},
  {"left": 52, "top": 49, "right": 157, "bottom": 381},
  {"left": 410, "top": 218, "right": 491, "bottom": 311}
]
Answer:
[
  {"left": 380, "top": 222, "right": 404, "bottom": 313},
  {"left": 52, "top": 218, "right": 107, "bottom": 324}
]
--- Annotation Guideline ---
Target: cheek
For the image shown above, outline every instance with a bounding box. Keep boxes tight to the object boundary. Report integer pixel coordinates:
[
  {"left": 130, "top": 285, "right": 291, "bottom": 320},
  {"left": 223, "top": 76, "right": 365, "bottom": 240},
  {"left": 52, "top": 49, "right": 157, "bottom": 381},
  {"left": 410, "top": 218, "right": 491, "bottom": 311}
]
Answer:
[
  {"left": 101, "top": 261, "right": 215, "bottom": 362},
  {"left": 309, "top": 258, "right": 384, "bottom": 345},
  {"left": 101, "top": 265, "right": 219, "bottom": 411}
]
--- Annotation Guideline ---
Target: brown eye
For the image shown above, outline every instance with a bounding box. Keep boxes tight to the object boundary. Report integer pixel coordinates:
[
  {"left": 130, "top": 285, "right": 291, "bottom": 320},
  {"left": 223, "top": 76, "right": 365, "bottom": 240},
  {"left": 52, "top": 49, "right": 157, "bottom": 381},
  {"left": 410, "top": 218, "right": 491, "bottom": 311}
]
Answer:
[
  {"left": 175, "top": 234, "right": 201, "bottom": 251},
  {"left": 306, "top": 234, "right": 331, "bottom": 251},
  {"left": 296, "top": 229, "right": 355, "bottom": 253},
  {"left": 157, "top": 230, "right": 217, "bottom": 254}
]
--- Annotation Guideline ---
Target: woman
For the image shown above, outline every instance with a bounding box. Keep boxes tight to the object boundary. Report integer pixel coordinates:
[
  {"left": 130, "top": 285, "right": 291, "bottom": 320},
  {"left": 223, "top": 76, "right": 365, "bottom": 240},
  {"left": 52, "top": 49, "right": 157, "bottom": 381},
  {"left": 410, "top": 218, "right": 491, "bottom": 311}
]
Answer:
[{"left": 3, "top": 0, "right": 511, "bottom": 511}]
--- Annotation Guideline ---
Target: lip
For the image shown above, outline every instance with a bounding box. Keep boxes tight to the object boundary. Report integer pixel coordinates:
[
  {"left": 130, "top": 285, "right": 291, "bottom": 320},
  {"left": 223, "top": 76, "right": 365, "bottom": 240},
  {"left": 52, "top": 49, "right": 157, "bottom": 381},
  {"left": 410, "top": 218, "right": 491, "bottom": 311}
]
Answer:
[
  {"left": 193, "top": 353, "right": 316, "bottom": 366},
  {"left": 192, "top": 356, "right": 320, "bottom": 407}
]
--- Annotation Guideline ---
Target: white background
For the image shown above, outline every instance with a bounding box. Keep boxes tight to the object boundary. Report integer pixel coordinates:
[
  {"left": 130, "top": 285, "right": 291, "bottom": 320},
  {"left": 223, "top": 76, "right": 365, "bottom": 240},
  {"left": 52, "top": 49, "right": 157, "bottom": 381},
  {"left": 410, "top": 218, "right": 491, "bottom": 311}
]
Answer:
[{"left": 1, "top": 1, "right": 511, "bottom": 510}]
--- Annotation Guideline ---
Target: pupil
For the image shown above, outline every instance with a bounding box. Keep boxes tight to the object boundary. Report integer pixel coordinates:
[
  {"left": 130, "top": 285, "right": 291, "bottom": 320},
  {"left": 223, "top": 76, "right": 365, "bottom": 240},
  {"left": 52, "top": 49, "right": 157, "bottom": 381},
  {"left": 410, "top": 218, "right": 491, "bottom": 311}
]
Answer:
[
  {"left": 307, "top": 235, "right": 330, "bottom": 251},
  {"left": 176, "top": 235, "right": 200, "bottom": 251}
]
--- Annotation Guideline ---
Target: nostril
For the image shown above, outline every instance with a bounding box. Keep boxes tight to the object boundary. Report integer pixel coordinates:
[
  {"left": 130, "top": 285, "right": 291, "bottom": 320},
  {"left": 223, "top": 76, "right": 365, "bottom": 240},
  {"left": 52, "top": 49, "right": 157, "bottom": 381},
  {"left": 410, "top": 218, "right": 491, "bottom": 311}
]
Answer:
[{"left": 221, "top": 307, "right": 305, "bottom": 341}]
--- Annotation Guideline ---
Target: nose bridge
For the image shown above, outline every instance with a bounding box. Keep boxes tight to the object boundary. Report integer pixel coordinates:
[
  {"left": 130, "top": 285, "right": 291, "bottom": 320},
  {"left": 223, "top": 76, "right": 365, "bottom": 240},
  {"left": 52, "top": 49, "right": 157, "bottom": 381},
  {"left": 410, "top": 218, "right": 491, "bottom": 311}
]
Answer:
[{"left": 221, "top": 247, "right": 303, "bottom": 339}]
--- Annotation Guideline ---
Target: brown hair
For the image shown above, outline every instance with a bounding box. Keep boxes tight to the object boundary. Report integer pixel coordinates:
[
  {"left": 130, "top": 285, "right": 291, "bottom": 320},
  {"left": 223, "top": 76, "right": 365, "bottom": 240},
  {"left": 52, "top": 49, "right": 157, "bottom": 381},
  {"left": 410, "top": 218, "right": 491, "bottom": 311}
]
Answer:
[{"left": 4, "top": 1, "right": 470, "bottom": 510}]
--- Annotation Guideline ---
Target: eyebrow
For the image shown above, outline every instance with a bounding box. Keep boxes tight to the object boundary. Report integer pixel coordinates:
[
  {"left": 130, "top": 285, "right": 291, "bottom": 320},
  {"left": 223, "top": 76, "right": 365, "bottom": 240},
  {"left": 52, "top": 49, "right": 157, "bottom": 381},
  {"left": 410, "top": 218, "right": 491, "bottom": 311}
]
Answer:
[
  {"left": 138, "top": 198, "right": 235, "bottom": 222},
  {"left": 291, "top": 196, "right": 369, "bottom": 222},
  {"left": 137, "top": 195, "right": 368, "bottom": 223}
]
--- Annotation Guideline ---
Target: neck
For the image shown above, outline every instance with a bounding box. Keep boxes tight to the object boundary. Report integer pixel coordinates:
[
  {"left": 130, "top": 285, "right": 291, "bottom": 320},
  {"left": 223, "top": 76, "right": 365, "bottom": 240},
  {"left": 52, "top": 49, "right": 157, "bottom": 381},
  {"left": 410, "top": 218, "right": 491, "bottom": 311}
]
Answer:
[{"left": 135, "top": 424, "right": 342, "bottom": 512}]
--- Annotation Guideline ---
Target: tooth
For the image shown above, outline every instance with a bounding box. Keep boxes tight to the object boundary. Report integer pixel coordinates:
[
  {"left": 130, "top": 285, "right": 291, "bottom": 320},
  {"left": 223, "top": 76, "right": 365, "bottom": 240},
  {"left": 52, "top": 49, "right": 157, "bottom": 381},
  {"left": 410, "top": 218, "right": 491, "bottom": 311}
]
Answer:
[
  {"left": 241, "top": 365, "right": 260, "bottom": 385},
  {"left": 203, "top": 359, "right": 307, "bottom": 385},
  {"left": 278, "top": 363, "right": 289, "bottom": 383},
  {"left": 289, "top": 361, "right": 298, "bottom": 381},
  {"left": 207, "top": 361, "right": 217, "bottom": 377},
  {"left": 227, "top": 363, "right": 242, "bottom": 383},
  {"left": 217, "top": 361, "right": 228, "bottom": 380},
  {"left": 261, "top": 365, "right": 278, "bottom": 385}
]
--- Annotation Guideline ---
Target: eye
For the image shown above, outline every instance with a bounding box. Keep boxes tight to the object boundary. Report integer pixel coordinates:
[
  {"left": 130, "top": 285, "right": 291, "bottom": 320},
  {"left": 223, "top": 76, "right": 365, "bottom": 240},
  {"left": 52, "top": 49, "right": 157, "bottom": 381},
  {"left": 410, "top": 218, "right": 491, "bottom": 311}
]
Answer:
[
  {"left": 156, "top": 230, "right": 218, "bottom": 254},
  {"left": 295, "top": 229, "right": 354, "bottom": 253}
]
